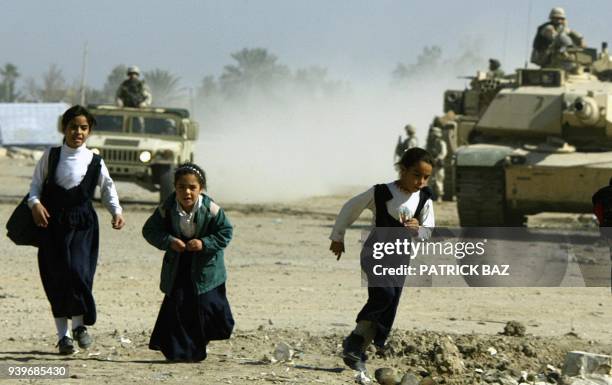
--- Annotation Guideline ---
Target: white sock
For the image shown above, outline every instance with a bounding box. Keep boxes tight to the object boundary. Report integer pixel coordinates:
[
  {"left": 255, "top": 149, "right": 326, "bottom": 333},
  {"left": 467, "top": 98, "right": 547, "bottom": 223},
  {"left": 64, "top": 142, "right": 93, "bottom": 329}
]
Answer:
[
  {"left": 54, "top": 317, "right": 70, "bottom": 339},
  {"left": 72, "top": 315, "right": 84, "bottom": 330}
]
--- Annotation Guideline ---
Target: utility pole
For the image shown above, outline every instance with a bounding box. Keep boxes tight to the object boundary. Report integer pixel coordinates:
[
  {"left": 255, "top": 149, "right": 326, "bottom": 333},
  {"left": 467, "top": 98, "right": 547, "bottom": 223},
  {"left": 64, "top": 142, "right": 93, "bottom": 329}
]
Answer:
[{"left": 79, "top": 42, "right": 88, "bottom": 105}]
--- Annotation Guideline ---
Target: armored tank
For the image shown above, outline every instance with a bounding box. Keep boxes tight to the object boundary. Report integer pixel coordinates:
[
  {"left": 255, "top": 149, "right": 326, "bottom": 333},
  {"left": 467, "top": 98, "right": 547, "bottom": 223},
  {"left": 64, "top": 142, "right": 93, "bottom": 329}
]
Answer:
[{"left": 440, "top": 44, "right": 612, "bottom": 226}]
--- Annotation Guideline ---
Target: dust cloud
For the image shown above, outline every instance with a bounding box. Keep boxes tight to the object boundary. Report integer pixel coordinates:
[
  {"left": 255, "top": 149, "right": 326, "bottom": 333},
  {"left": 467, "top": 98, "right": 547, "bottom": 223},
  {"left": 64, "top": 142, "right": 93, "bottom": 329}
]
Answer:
[
  {"left": 192, "top": 59, "right": 482, "bottom": 203},
  {"left": 192, "top": 82, "right": 467, "bottom": 203}
]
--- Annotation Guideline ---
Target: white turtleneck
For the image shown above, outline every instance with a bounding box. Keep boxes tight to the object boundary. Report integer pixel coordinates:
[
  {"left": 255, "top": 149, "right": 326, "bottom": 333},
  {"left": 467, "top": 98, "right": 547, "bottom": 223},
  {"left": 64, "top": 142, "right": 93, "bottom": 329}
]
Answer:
[
  {"left": 28, "top": 144, "right": 122, "bottom": 215},
  {"left": 329, "top": 182, "right": 435, "bottom": 243}
]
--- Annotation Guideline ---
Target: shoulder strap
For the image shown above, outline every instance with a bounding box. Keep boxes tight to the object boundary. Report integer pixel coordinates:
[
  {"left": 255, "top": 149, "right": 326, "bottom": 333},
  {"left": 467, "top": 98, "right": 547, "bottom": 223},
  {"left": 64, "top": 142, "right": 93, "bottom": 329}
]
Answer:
[
  {"left": 414, "top": 186, "right": 433, "bottom": 221},
  {"left": 46, "top": 146, "right": 61, "bottom": 183}
]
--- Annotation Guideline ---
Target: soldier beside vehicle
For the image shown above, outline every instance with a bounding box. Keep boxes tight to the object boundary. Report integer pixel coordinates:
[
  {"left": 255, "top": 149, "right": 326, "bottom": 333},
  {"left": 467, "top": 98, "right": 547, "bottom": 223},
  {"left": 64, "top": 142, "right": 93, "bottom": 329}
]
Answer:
[
  {"left": 426, "top": 126, "right": 447, "bottom": 202},
  {"left": 394, "top": 124, "right": 419, "bottom": 161},
  {"left": 394, "top": 122, "right": 449, "bottom": 201},
  {"left": 116, "top": 66, "right": 153, "bottom": 108}
]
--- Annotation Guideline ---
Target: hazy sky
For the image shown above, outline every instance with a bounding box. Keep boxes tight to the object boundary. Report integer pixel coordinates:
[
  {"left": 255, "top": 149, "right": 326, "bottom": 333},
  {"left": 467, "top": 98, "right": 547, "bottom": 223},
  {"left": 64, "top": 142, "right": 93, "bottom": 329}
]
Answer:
[{"left": 4, "top": 0, "right": 611, "bottom": 89}]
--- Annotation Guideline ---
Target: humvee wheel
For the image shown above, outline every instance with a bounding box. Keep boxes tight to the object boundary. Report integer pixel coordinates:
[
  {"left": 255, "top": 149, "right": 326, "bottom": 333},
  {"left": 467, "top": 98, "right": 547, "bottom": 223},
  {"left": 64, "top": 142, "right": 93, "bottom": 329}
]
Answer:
[{"left": 456, "top": 166, "right": 526, "bottom": 226}]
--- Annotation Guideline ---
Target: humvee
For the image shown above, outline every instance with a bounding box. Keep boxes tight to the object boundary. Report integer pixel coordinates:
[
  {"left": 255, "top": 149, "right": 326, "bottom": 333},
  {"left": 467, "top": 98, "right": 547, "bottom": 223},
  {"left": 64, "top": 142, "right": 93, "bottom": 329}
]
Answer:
[{"left": 80, "top": 105, "right": 198, "bottom": 202}]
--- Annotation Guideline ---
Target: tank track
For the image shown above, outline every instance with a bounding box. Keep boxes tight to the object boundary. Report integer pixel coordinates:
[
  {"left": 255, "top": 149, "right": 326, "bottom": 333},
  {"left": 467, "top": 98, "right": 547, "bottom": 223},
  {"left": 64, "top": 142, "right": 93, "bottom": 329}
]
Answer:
[{"left": 456, "top": 166, "right": 525, "bottom": 226}]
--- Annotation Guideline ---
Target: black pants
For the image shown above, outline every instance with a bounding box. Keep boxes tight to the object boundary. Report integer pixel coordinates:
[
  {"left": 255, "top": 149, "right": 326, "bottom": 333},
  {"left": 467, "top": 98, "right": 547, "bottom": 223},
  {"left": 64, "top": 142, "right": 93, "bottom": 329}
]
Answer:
[{"left": 356, "top": 286, "right": 403, "bottom": 347}]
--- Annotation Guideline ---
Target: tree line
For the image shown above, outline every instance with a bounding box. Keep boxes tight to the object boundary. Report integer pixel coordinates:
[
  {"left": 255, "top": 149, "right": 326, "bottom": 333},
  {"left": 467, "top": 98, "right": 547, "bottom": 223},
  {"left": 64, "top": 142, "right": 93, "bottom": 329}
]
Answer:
[{"left": 0, "top": 45, "right": 483, "bottom": 106}]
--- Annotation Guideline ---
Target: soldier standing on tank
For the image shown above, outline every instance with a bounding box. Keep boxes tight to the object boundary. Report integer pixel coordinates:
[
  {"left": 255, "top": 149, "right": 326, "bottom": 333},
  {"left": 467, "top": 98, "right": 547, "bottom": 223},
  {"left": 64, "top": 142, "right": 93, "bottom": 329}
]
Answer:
[
  {"left": 116, "top": 66, "right": 152, "bottom": 108},
  {"left": 531, "top": 7, "right": 585, "bottom": 67},
  {"left": 487, "top": 59, "right": 504, "bottom": 78},
  {"left": 394, "top": 124, "right": 418, "bottom": 161},
  {"left": 427, "top": 126, "right": 447, "bottom": 201}
]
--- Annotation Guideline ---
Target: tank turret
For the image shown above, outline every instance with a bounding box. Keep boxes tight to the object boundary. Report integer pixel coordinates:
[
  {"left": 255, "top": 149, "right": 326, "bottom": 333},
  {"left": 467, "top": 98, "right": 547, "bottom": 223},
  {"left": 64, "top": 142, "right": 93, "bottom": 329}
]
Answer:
[{"left": 436, "top": 44, "right": 612, "bottom": 226}]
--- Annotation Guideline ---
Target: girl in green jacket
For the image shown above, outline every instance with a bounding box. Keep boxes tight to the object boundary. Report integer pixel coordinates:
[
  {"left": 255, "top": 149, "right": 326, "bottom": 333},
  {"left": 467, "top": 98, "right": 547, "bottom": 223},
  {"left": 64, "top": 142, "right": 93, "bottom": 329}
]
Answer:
[{"left": 142, "top": 163, "right": 234, "bottom": 362}]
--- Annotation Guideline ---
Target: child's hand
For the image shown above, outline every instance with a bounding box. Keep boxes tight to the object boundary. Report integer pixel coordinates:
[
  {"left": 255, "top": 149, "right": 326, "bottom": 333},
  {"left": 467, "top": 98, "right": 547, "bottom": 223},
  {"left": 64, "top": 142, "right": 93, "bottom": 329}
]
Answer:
[
  {"left": 404, "top": 218, "right": 420, "bottom": 237},
  {"left": 170, "top": 238, "right": 186, "bottom": 253},
  {"left": 330, "top": 240, "right": 345, "bottom": 261},
  {"left": 186, "top": 239, "right": 203, "bottom": 252},
  {"left": 32, "top": 203, "right": 50, "bottom": 228},
  {"left": 112, "top": 214, "right": 125, "bottom": 230}
]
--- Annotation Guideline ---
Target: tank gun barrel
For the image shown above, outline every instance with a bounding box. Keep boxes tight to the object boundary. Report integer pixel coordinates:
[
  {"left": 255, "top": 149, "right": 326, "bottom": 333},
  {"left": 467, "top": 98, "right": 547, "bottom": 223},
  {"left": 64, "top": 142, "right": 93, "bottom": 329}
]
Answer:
[{"left": 571, "top": 96, "right": 601, "bottom": 126}]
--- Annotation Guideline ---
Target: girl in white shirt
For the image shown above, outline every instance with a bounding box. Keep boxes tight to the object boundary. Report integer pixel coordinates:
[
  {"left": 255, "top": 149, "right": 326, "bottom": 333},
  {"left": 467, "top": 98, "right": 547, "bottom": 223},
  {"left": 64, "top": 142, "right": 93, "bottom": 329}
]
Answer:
[
  {"left": 329, "top": 147, "right": 435, "bottom": 372},
  {"left": 28, "top": 105, "right": 125, "bottom": 355}
]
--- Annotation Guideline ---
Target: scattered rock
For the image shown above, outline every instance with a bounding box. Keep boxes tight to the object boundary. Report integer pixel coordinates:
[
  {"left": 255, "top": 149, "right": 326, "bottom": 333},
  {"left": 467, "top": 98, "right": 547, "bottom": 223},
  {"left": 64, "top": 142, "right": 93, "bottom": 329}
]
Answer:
[
  {"left": 521, "top": 343, "right": 537, "bottom": 358},
  {"left": 502, "top": 321, "right": 526, "bottom": 337},
  {"left": 433, "top": 336, "right": 465, "bottom": 374},
  {"left": 273, "top": 342, "right": 294, "bottom": 362},
  {"left": 399, "top": 373, "right": 420, "bottom": 385},
  {"left": 374, "top": 367, "right": 400, "bottom": 385},
  {"left": 419, "top": 377, "right": 438, "bottom": 385}
]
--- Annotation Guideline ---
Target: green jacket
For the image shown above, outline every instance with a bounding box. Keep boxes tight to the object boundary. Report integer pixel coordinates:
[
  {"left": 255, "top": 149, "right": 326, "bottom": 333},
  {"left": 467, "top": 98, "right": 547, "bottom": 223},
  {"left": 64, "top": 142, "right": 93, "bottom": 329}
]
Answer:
[{"left": 142, "top": 192, "right": 233, "bottom": 295}]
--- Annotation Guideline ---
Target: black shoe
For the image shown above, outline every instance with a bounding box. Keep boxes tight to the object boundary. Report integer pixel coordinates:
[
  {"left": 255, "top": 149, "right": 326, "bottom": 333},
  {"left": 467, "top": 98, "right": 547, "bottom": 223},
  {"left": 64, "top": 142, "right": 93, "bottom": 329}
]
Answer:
[
  {"left": 57, "top": 336, "right": 75, "bottom": 355},
  {"left": 72, "top": 326, "right": 92, "bottom": 349},
  {"left": 342, "top": 333, "right": 366, "bottom": 371}
]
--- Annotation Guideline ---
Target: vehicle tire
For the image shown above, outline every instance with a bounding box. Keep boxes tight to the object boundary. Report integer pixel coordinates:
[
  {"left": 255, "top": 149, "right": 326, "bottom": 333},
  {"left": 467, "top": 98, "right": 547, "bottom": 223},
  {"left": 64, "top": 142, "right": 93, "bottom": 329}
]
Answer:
[
  {"left": 456, "top": 166, "right": 525, "bottom": 226},
  {"left": 158, "top": 165, "right": 174, "bottom": 203}
]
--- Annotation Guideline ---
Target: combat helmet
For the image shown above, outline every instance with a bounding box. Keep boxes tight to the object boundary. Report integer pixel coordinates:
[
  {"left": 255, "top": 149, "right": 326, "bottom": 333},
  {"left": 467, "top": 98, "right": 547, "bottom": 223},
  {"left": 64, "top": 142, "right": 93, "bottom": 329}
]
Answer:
[
  {"left": 127, "top": 66, "right": 141, "bottom": 76},
  {"left": 489, "top": 58, "right": 501, "bottom": 70},
  {"left": 404, "top": 124, "right": 416, "bottom": 135},
  {"left": 549, "top": 7, "right": 566, "bottom": 20}
]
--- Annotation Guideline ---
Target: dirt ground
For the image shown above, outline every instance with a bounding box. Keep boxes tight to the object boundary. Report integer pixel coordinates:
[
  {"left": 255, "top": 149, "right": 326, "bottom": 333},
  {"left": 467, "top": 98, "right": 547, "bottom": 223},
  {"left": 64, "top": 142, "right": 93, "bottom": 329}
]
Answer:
[{"left": 0, "top": 155, "right": 610, "bottom": 385}]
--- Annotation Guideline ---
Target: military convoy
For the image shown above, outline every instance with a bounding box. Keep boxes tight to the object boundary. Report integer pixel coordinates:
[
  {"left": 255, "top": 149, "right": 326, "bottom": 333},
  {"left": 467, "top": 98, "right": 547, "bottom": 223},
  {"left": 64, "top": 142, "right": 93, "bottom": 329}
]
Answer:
[
  {"left": 82, "top": 105, "right": 199, "bottom": 202},
  {"left": 436, "top": 45, "right": 612, "bottom": 226}
]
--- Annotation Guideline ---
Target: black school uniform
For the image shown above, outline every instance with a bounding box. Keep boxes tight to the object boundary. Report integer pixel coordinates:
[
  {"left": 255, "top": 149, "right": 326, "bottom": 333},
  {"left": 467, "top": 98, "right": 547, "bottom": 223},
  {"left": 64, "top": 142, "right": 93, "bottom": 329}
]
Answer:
[
  {"left": 356, "top": 183, "right": 431, "bottom": 347},
  {"left": 146, "top": 196, "right": 234, "bottom": 362},
  {"left": 37, "top": 147, "right": 101, "bottom": 325}
]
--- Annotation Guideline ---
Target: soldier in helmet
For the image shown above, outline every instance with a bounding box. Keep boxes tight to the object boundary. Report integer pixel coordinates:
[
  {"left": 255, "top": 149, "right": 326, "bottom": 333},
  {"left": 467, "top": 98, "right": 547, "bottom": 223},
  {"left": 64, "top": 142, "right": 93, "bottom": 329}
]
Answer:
[
  {"left": 394, "top": 124, "right": 419, "bottom": 161},
  {"left": 426, "top": 126, "right": 447, "bottom": 201},
  {"left": 487, "top": 58, "right": 504, "bottom": 78},
  {"left": 116, "top": 66, "right": 152, "bottom": 108},
  {"left": 531, "top": 7, "right": 585, "bottom": 67}
]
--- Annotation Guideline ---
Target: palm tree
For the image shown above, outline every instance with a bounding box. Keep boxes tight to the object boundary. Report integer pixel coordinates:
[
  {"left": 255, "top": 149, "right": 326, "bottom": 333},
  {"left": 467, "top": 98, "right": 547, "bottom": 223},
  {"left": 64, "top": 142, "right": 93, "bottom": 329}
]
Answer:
[
  {"left": 220, "top": 48, "right": 290, "bottom": 96},
  {"left": 143, "top": 69, "right": 182, "bottom": 106}
]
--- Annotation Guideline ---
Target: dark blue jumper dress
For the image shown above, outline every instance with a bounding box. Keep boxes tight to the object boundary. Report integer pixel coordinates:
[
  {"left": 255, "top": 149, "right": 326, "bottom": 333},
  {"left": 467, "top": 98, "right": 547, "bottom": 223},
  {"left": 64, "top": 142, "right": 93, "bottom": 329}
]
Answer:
[
  {"left": 37, "top": 147, "right": 101, "bottom": 325},
  {"left": 149, "top": 233, "right": 234, "bottom": 362},
  {"left": 356, "top": 183, "right": 430, "bottom": 347}
]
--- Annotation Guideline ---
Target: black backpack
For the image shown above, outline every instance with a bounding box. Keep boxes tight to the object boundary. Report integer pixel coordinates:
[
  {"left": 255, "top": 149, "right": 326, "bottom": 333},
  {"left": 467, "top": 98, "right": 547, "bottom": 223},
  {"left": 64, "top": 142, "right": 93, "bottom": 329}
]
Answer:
[{"left": 6, "top": 147, "right": 61, "bottom": 247}]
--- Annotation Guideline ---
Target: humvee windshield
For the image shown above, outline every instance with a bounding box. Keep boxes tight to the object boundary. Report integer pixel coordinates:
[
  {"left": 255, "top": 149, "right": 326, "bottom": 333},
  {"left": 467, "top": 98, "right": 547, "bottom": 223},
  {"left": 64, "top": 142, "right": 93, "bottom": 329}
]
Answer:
[
  {"left": 95, "top": 115, "right": 123, "bottom": 132},
  {"left": 131, "top": 117, "right": 178, "bottom": 136},
  {"left": 92, "top": 114, "right": 180, "bottom": 136}
]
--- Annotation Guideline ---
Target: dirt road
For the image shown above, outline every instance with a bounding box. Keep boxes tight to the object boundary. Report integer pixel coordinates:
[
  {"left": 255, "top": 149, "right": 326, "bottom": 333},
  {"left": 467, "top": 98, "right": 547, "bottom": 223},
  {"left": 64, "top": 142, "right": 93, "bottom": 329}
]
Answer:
[{"left": 0, "top": 156, "right": 610, "bottom": 384}]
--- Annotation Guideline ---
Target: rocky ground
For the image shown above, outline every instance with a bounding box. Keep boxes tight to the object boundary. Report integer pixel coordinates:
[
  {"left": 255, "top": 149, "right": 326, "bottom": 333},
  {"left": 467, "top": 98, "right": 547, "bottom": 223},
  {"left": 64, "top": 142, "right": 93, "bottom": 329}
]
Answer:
[{"left": 0, "top": 151, "right": 610, "bottom": 385}]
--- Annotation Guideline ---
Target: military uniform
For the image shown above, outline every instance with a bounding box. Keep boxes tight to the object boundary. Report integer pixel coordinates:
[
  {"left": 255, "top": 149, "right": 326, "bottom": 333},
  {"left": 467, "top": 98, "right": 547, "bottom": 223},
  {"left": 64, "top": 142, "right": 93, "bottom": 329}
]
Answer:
[
  {"left": 395, "top": 125, "right": 418, "bottom": 161},
  {"left": 116, "top": 79, "right": 152, "bottom": 107},
  {"left": 531, "top": 8, "right": 584, "bottom": 67},
  {"left": 116, "top": 66, "right": 152, "bottom": 108},
  {"left": 395, "top": 135, "right": 418, "bottom": 159},
  {"left": 487, "top": 59, "right": 504, "bottom": 78},
  {"left": 427, "top": 127, "right": 447, "bottom": 200}
]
